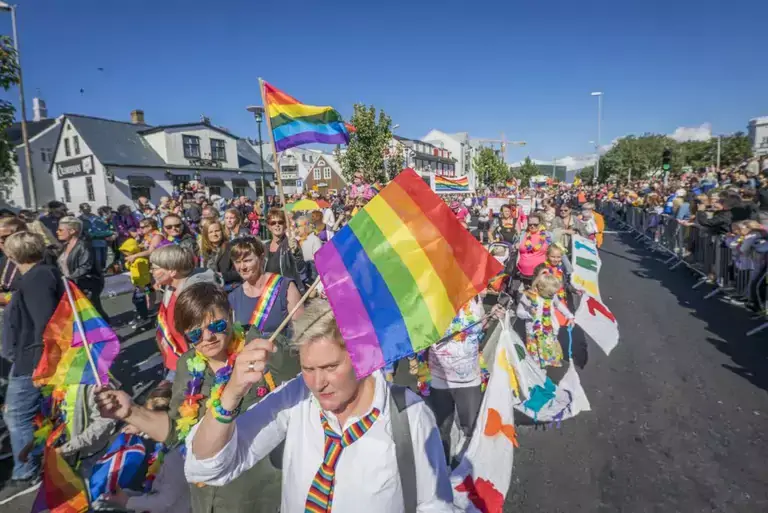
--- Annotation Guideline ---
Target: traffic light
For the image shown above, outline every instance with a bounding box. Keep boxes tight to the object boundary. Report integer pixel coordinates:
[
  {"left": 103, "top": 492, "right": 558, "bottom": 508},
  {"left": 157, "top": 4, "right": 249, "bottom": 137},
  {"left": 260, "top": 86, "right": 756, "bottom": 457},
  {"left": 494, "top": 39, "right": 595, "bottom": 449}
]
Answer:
[{"left": 662, "top": 148, "right": 671, "bottom": 172}]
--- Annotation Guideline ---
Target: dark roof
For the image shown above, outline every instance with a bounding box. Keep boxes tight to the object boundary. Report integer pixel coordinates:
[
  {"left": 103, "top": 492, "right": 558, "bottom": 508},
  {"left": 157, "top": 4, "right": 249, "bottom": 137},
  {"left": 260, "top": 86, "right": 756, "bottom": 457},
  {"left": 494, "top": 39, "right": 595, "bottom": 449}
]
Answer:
[
  {"left": 7, "top": 119, "right": 57, "bottom": 146},
  {"left": 237, "top": 140, "right": 275, "bottom": 175},
  {"left": 139, "top": 122, "right": 238, "bottom": 139},
  {"left": 61, "top": 114, "right": 166, "bottom": 167}
]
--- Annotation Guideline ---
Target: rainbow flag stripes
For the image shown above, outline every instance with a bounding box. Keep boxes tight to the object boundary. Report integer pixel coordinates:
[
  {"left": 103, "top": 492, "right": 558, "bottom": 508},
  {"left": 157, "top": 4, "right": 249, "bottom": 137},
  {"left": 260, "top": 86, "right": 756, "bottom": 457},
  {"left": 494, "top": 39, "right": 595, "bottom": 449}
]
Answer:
[
  {"left": 33, "top": 282, "right": 119, "bottom": 386},
  {"left": 31, "top": 423, "right": 89, "bottom": 513},
  {"left": 248, "top": 274, "right": 284, "bottom": 331},
  {"left": 263, "top": 80, "right": 351, "bottom": 152},
  {"left": 315, "top": 169, "right": 502, "bottom": 378},
  {"left": 435, "top": 175, "right": 470, "bottom": 192}
]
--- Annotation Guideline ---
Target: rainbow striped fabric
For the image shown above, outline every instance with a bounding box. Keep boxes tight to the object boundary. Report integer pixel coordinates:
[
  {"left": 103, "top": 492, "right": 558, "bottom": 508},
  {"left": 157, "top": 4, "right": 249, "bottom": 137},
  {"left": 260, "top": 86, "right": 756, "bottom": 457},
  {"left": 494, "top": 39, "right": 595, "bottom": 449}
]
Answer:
[
  {"left": 305, "top": 408, "right": 381, "bottom": 512},
  {"left": 435, "top": 175, "right": 470, "bottom": 192},
  {"left": 263, "top": 80, "right": 351, "bottom": 152},
  {"left": 31, "top": 423, "right": 89, "bottom": 513},
  {"left": 315, "top": 169, "right": 502, "bottom": 378},
  {"left": 248, "top": 273, "right": 283, "bottom": 332},
  {"left": 33, "top": 281, "right": 119, "bottom": 386}
]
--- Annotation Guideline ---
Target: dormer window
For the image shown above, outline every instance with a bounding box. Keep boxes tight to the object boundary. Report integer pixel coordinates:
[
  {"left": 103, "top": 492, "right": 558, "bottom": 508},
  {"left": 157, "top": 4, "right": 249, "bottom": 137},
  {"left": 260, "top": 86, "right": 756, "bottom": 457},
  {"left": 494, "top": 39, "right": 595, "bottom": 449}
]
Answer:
[
  {"left": 183, "top": 135, "right": 201, "bottom": 158},
  {"left": 211, "top": 139, "right": 226, "bottom": 161}
]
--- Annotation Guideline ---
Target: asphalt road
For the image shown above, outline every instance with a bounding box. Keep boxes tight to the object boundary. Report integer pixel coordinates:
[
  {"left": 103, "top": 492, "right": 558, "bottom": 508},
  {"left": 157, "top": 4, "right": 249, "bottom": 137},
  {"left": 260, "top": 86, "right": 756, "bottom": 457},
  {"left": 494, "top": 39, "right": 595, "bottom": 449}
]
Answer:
[{"left": 2, "top": 225, "right": 767, "bottom": 512}]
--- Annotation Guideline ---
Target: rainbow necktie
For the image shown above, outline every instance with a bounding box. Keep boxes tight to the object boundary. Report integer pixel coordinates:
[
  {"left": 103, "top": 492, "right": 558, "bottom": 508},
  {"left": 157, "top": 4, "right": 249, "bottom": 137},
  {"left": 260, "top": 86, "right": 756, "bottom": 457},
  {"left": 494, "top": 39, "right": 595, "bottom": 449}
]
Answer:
[{"left": 304, "top": 408, "right": 381, "bottom": 512}]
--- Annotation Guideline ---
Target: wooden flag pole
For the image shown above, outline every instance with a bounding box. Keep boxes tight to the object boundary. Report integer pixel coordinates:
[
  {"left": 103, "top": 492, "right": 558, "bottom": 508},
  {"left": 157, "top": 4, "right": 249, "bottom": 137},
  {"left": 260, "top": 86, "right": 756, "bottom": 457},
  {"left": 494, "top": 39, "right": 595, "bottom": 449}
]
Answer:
[
  {"left": 62, "top": 278, "right": 103, "bottom": 387},
  {"left": 258, "top": 78, "right": 286, "bottom": 209}
]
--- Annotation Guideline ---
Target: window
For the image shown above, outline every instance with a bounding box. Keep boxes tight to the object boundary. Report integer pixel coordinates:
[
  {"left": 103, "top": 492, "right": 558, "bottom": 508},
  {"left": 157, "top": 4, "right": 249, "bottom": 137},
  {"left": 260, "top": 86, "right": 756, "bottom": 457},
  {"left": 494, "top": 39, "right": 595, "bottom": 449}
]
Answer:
[
  {"left": 86, "top": 177, "right": 95, "bottom": 201},
  {"left": 63, "top": 180, "right": 71, "bottom": 202},
  {"left": 64, "top": 138, "right": 71, "bottom": 157},
  {"left": 208, "top": 186, "right": 221, "bottom": 196},
  {"left": 323, "top": 167, "right": 332, "bottom": 180},
  {"left": 41, "top": 149, "right": 47, "bottom": 162},
  {"left": 210, "top": 139, "right": 227, "bottom": 161},
  {"left": 761, "top": 136, "right": 768, "bottom": 147},
  {"left": 183, "top": 135, "right": 201, "bottom": 158},
  {"left": 313, "top": 169, "right": 321, "bottom": 180},
  {"left": 254, "top": 181, "right": 263, "bottom": 197},
  {"left": 302, "top": 154, "right": 307, "bottom": 162},
  {"left": 130, "top": 185, "right": 151, "bottom": 201},
  {"left": 233, "top": 186, "right": 246, "bottom": 197},
  {"left": 73, "top": 135, "right": 80, "bottom": 155}
]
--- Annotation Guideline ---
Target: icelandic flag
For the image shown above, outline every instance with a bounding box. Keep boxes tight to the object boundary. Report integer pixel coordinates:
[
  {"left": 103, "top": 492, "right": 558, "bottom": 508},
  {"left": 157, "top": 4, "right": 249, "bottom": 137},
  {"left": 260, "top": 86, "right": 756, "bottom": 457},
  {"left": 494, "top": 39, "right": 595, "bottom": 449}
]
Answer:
[{"left": 88, "top": 433, "right": 146, "bottom": 501}]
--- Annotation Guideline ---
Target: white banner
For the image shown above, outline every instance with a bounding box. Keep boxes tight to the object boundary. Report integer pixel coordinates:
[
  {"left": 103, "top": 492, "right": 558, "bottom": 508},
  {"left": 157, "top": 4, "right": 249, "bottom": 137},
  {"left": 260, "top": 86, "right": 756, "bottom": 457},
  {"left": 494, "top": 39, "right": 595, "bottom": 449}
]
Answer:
[
  {"left": 517, "top": 198, "right": 533, "bottom": 216},
  {"left": 575, "top": 294, "right": 619, "bottom": 355},
  {"left": 487, "top": 197, "right": 509, "bottom": 214},
  {"left": 571, "top": 234, "right": 601, "bottom": 299}
]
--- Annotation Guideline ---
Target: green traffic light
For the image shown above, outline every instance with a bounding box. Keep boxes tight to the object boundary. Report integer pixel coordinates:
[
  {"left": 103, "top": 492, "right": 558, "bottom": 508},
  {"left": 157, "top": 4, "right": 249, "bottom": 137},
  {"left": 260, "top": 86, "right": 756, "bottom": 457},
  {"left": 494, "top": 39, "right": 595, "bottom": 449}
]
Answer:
[{"left": 662, "top": 164, "right": 670, "bottom": 171}]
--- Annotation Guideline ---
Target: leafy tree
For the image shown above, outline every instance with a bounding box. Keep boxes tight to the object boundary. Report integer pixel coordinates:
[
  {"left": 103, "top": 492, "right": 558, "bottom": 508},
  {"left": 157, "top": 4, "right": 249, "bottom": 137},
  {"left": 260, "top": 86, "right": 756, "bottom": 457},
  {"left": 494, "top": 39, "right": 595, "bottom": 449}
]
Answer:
[
  {"left": 718, "top": 132, "right": 752, "bottom": 167},
  {"left": 0, "top": 36, "right": 19, "bottom": 197},
  {"left": 472, "top": 147, "right": 508, "bottom": 186},
  {"left": 598, "top": 134, "right": 678, "bottom": 181},
  {"left": 577, "top": 166, "right": 595, "bottom": 184},
  {"left": 336, "top": 104, "right": 393, "bottom": 184},
  {"left": 511, "top": 156, "right": 540, "bottom": 184}
]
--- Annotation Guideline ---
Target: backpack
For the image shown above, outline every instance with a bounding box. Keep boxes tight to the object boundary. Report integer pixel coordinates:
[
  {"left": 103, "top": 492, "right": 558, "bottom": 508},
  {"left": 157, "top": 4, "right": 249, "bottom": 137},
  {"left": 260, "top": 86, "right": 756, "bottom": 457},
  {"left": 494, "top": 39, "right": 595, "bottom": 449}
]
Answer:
[{"left": 389, "top": 384, "right": 417, "bottom": 513}]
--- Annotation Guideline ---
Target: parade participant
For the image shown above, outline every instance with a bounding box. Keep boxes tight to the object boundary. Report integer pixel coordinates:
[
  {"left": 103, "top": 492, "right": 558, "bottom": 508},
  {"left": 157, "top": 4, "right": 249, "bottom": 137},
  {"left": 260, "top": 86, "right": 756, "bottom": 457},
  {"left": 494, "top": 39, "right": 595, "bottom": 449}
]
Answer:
[
  {"left": 450, "top": 200, "right": 470, "bottom": 229},
  {"left": 56, "top": 216, "right": 109, "bottom": 322},
  {"left": 516, "top": 213, "right": 551, "bottom": 287},
  {"left": 310, "top": 209, "right": 330, "bottom": 242},
  {"left": 574, "top": 203, "right": 601, "bottom": 245},
  {"left": 162, "top": 214, "right": 198, "bottom": 255},
  {"left": 534, "top": 244, "right": 577, "bottom": 305},
  {"left": 78, "top": 203, "right": 113, "bottom": 271},
  {"left": 113, "top": 204, "right": 141, "bottom": 245},
  {"left": 102, "top": 385, "right": 191, "bottom": 513},
  {"left": 0, "top": 216, "right": 28, "bottom": 306},
  {"left": 0, "top": 232, "right": 65, "bottom": 501},
  {"left": 550, "top": 204, "right": 577, "bottom": 251},
  {"left": 516, "top": 271, "right": 574, "bottom": 369},
  {"left": 119, "top": 237, "right": 153, "bottom": 329},
  {"left": 224, "top": 208, "right": 250, "bottom": 239},
  {"left": 184, "top": 309, "right": 454, "bottom": 513},
  {"left": 39, "top": 200, "right": 67, "bottom": 234},
  {"left": 264, "top": 208, "right": 305, "bottom": 291},
  {"left": 490, "top": 203, "right": 519, "bottom": 245},
  {"left": 200, "top": 219, "right": 241, "bottom": 289},
  {"left": 151, "top": 245, "right": 220, "bottom": 382},
  {"left": 348, "top": 171, "right": 374, "bottom": 201},
  {"left": 295, "top": 215, "right": 322, "bottom": 286},
  {"left": 95, "top": 283, "right": 281, "bottom": 513},
  {"left": 477, "top": 199, "right": 491, "bottom": 244}
]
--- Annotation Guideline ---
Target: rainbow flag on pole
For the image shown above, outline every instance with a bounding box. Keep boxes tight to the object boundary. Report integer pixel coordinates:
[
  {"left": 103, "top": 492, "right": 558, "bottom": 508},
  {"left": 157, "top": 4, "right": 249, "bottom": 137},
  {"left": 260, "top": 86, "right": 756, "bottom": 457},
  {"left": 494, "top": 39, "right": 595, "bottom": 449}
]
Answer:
[
  {"left": 33, "top": 281, "right": 119, "bottom": 386},
  {"left": 315, "top": 169, "right": 502, "bottom": 378},
  {"left": 434, "top": 175, "right": 470, "bottom": 192},
  {"left": 263, "top": 80, "right": 351, "bottom": 152},
  {"left": 31, "top": 423, "right": 89, "bottom": 513}
]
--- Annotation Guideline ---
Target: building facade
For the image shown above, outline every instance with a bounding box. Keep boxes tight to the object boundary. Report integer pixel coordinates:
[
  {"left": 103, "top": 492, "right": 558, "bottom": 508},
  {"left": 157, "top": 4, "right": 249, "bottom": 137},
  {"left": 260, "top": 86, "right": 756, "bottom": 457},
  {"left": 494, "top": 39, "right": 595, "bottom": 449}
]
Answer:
[
  {"left": 5, "top": 115, "right": 61, "bottom": 208},
  {"left": 48, "top": 112, "right": 275, "bottom": 211},
  {"left": 748, "top": 116, "right": 768, "bottom": 157},
  {"left": 394, "top": 136, "right": 457, "bottom": 180},
  {"left": 303, "top": 154, "right": 346, "bottom": 195}
]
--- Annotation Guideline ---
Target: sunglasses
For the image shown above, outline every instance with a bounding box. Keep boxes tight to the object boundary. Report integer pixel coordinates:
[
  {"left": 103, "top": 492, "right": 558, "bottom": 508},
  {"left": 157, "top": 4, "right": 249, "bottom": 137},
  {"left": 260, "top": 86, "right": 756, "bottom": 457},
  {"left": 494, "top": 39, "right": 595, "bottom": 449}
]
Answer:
[
  {"left": 268, "top": 220, "right": 286, "bottom": 226},
  {"left": 164, "top": 223, "right": 182, "bottom": 230},
  {"left": 185, "top": 319, "right": 228, "bottom": 344}
]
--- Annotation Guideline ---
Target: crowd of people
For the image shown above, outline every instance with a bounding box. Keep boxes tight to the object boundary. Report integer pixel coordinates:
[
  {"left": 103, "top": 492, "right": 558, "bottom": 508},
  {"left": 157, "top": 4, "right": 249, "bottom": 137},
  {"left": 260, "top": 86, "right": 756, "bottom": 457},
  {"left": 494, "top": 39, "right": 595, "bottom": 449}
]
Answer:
[{"left": 0, "top": 172, "right": 612, "bottom": 512}]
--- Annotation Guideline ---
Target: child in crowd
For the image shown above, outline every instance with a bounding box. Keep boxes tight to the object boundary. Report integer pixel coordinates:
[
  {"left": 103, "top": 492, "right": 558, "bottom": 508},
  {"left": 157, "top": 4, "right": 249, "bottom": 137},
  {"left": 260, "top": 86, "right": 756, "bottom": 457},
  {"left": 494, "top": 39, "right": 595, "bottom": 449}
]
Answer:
[
  {"left": 103, "top": 384, "right": 190, "bottom": 513},
  {"left": 517, "top": 272, "right": 574, "bottom": 369},
  {"left": 119, "top": 238, "right": 152, "bottom": 329}
]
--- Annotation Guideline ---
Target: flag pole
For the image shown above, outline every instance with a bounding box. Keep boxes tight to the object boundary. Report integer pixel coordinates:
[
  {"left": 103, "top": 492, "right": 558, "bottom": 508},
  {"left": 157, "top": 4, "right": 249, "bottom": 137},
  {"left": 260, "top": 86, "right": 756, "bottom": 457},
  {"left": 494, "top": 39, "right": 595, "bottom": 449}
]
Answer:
[
  {"left": 259, "top": 78, "right": 286, "bottom": 209},
  {"left": 62, "top": 278, "right": 103, "bottom": 387}
]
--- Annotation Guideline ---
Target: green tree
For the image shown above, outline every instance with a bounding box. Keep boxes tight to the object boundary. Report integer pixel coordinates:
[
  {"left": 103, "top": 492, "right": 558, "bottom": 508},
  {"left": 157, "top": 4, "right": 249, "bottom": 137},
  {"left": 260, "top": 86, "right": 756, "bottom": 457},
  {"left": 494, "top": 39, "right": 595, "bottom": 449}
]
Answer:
[
  {"left": 335, "top": 104, "right": 393, "bottom": 184},
  {"left": 472, "top": 147, "right": 508, "bottom": 186},
  {"left": 511, "top": 156, "right": 540, "bottom": 184},
  {"left": 598, "top": 134, "right": 679, "bottom": 181},
  {"left": 0, "top": 36, "right": 19, "bottom": 197},
  {"left": 718, "top": 132, "right": 753, "bottom": 167},
  {"left": 577, "top": 166, "right": 595, "bottom": 184}
]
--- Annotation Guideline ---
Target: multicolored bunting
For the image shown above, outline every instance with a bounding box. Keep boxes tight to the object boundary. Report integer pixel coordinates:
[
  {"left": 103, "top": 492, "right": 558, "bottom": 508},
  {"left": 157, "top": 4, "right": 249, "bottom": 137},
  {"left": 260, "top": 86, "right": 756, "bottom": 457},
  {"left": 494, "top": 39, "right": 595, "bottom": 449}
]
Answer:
[
  {"left": 31, "top": 423, "right": 89, "bottom": 513},
  {"left": 263, "top": 80, "right": 351, "bottom": 152},
  {"left": 88, "top": 433, "right": 146, "bottom": 502},
  {"left": 33, "top": 281, "right": 119, "bottom": 386},
  {"left": 316, "top": 169, "right": 502, "bottom": 378},
  {"left": 575, "top": 294, "right": 619, "bottom": 355},
  {"left": 571, "top": 234, "right": 601, "bottom": 298},
  {"left": 435, "top": 175, "right": 470, "bottom": 192}
]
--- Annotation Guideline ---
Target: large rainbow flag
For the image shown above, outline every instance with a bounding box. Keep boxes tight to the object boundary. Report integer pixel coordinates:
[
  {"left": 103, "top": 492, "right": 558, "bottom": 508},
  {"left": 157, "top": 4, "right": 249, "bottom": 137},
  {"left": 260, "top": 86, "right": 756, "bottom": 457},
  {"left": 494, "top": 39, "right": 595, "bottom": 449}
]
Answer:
[
  {"left": 263, "top": 80, "right": 351, "bottom": 152},
  {"left": 435, "top": 175, "right": 470, "bottom": 193},
  {"left": 31, "top": 423, "right": 89, "bottom": 513},
  {"left": 315, "top": 169, "right": 502, "bottom": 378},
  {"left": 33, "top": 281, "right": 119, "bottom": 386}
]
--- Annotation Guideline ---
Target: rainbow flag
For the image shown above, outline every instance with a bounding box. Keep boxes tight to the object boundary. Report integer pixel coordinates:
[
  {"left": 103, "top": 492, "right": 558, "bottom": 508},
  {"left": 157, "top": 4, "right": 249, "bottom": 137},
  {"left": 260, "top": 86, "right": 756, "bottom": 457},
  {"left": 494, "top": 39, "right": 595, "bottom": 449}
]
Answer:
[
  {"left": 315, "top": 169, "right": 502, "bottom": 378},
  {"left": 263, "top": 80, "right": 351, "bottom": 152},
  {"left": 33, "top": 281, "right": 119, "bottom": 386},
  {"left": 505, "top": 179, "right": 516, "bottom": 188},
  {"left": 434, "top": 175, "right": 470, "bottom": 192},
  {"left": 31, "top": 423, "right": 89, "bottom": 513}
]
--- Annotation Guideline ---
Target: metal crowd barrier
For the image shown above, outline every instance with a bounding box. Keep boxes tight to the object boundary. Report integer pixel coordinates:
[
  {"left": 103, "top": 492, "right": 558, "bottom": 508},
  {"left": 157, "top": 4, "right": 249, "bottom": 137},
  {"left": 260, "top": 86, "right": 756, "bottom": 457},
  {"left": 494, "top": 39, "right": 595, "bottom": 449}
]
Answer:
[{"left": 599, "top": 201, "right": 768, "bottom": 337}]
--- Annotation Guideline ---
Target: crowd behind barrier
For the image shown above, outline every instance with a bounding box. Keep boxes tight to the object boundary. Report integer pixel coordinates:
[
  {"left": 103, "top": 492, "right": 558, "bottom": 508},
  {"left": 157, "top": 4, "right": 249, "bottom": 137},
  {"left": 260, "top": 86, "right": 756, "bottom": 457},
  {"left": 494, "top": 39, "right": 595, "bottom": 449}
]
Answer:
[{"left": 600, "top": 200, "right": 768, "bottom": 337}]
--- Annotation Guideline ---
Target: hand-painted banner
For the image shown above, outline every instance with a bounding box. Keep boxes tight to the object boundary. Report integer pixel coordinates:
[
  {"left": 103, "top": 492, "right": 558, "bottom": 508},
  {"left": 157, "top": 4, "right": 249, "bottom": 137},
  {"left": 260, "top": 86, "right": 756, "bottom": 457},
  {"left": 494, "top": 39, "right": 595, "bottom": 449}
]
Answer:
[
  {"left": 571, "top": 234, "right": 601, "bottom": 299},
  {"left": 575, "top": 294, "right": 619, "bottom": 356}
]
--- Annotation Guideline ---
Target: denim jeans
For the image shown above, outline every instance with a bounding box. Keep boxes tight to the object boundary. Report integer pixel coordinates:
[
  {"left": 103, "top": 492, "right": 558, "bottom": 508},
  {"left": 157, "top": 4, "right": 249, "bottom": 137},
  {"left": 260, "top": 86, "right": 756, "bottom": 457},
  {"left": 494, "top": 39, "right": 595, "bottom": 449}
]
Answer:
[
  {"left": 2, "top": 369, "right": 42, "bottom": 480},
  {"left": 93, "top": 245, "right": 108, "bottom": 271}
]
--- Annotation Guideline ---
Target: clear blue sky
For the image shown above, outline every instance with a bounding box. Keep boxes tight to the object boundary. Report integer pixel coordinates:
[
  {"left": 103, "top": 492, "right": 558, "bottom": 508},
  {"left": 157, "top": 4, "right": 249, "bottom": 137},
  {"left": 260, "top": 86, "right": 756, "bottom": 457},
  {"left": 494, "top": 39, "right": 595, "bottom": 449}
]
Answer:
[{"left": 3, "top": 0, "right": 767, "bottom": 164}]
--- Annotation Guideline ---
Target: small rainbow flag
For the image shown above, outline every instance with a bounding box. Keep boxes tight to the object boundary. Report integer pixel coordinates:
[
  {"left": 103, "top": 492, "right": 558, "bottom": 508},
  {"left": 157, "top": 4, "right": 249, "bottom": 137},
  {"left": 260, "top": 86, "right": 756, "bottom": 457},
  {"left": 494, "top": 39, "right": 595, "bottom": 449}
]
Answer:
[
  {"left": 263, "top": 80, "right": 351, "bottom": 152},
  {"left": 505, "top": 179, "right": 516, "bottom": 188},
  {"left": 434, "top": 175, "right": 470, "bottom": 192},
  {"left": 33, "top": 281, "right": 119, "bottom": 386},
  {"left": 31, "top": 423, "right": 89, "bottom": 513},
  {"left": 315, "top": 169, "right": 502, "bottom": 378}
]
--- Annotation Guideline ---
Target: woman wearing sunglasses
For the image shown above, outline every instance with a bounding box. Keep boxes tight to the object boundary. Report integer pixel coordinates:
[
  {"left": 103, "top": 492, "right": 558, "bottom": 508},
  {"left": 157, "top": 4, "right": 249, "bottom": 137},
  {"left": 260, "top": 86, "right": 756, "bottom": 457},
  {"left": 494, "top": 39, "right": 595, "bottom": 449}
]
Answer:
[
  {"left": 95, "top": 282, "right": 281, "bottom": 513},
  {"left": 162, "top": 214, "right": 199, "bottom": 256}
]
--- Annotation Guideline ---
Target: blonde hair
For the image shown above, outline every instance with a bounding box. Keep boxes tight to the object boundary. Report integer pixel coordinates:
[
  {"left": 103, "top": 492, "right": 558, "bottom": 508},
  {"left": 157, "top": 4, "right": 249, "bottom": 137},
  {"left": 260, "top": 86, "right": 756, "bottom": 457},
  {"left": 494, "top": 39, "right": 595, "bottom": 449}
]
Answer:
[
  {"left": 27, "top": 220, "right": 59, "bottom": 247},
  {"left": 58, "top": 216, "right": 83, "bottom": 236},
  {"left": 292, "top": 308, "right": 345, "bottom": 350},
  {"left": 531, "top": 272, "right": 562, "bottom": 298},
  {"left": 4, "top": 231, "right": 47, "bottom": 264},
  {"left": 200, "top": 219, "right": 228, "bottom": 259},
  {"left": 149, "top": 244, "right": 196, "bottom": 276}
]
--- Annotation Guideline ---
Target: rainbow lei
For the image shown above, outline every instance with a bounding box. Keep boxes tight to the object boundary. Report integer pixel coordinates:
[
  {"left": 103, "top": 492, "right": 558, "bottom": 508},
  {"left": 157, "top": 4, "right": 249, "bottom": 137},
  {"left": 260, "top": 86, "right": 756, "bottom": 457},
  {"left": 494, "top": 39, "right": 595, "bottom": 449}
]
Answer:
[
  {"left": 544, "top": 261, "right": 567, "bottom": 302},
  {"left": 175, "top": 326, "right": 245, "bottom": 447},
  {"left": 522, "top": 227, "right": 551, "bottom": 253},
  {"left": 528, "top": 293, "right": 556, "bottom": 368},
  {"left": 143, "top": 442, "right": 169, "bottom": 492}
]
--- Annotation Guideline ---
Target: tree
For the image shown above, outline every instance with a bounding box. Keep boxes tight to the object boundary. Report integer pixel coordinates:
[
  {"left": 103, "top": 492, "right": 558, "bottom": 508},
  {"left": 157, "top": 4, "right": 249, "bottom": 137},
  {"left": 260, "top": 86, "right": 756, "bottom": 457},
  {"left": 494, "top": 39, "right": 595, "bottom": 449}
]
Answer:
[
  {"left": 511, "top": 156, "right": 540, "bottom": 184},
  {"left": 577, "top": 166, "right": 595, "bottom": 184},
  {"left": 718, "top": 132, "right": 753, "bottom": 167},
  {"left": 472, "top": 147, "right": 508, "bottom": 186},
  {"left": 335, "top": 104, "right": 394, "bottom": 184},
  {"left": 0, "top": 36, "right": 19, "bottom": 198}
]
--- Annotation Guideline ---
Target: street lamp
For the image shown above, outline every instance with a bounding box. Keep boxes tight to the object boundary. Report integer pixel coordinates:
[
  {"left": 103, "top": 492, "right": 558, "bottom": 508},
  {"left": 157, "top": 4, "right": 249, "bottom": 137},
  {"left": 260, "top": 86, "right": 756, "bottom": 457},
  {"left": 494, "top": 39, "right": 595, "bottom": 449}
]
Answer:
[
  {"left": 591, "top": 91, "right": 603, "bottom": 183},
  {"left": 1, "top": 2, "right": 36, "bottom": 210},
  {"left": 246, "top": 105, "right": 267, "bottom": 216}
]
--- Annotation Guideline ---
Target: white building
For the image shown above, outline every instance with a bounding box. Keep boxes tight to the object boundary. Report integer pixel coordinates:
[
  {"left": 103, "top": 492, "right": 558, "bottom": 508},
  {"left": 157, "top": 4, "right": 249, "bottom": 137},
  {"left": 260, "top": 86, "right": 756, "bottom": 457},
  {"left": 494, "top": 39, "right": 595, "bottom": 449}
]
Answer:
[
  {"left": 393, "top": 135, "right": 457, "bottom": 181},
  {"left": 5, "top": 114, "right": 62, "bottom": 209},
  {"left": 48, "top": 111, "right": 275, "bottom": 211},
  {"left": 748, "top": 116, "right": 768, "bottom": 156},
  {"left": 421, "top": 130, "right": 486, "bottom": 188}
]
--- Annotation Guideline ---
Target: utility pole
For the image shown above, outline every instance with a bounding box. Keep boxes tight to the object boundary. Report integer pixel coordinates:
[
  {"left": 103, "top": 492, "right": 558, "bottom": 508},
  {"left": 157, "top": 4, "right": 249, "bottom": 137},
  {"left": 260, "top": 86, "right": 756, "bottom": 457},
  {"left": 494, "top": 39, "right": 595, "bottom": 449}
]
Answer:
[{"left": 716, "top": 135, "right": 721, "bottom": 171}]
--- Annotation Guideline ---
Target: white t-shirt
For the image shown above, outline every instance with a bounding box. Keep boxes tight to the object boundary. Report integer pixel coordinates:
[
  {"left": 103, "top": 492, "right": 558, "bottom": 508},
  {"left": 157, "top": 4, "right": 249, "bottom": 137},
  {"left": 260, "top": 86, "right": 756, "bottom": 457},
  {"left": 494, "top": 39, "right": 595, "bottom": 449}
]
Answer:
[
  {"left": 300, "top": 233, "right": 323, "bottom": 262},
  {"left": 428, "top": 298, "right": 485, "bottom": 388}
]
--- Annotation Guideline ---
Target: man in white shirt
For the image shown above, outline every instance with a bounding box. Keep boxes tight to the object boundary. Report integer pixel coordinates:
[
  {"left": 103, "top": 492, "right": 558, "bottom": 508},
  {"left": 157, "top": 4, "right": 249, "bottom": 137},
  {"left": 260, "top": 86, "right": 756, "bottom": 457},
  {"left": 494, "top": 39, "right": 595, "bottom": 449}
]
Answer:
[{"left": 185, "top": 311, "right": 454, "bottom": 513}]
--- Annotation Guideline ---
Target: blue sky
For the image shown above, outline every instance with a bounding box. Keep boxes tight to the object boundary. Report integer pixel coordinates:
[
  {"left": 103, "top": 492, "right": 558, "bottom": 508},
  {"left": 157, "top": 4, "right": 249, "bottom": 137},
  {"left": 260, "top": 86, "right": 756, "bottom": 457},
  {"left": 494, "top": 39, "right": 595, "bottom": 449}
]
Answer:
[{"left": 3, "top": 0, "right": 767, "bottom": 167}]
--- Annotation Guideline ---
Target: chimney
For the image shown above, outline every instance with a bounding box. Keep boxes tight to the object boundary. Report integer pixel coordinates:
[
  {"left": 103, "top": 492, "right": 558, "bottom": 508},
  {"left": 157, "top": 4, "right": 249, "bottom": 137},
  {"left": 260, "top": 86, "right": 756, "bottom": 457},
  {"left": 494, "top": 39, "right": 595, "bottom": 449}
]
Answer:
[
  {"left": 33, "top": 97, "right": 47, "bottom": 122},
  {"left": 130, "top": 109, "right": 145, "bottom": 124}
]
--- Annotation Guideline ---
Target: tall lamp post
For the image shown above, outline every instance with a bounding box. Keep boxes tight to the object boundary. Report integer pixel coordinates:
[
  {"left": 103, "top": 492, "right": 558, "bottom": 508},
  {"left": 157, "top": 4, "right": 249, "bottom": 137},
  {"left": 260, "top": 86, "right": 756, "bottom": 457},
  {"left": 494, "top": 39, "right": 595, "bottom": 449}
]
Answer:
[
  {"left": 591, "top": 91, "right": 603, "bottom": 184},
  {"left": 1, "top": 2, "right": 35, "bottom": 209},
  {"left": 246, "top": 105, "right": 268, "bottom": 217}
]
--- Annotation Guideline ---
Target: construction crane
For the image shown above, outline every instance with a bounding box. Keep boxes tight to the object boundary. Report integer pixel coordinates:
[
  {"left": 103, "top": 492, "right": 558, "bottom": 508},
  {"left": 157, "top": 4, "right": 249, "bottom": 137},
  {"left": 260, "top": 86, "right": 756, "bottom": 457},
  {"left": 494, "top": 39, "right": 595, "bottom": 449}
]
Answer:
[{"left": 471, "top": 132, "right": 527, "bottom": 162}]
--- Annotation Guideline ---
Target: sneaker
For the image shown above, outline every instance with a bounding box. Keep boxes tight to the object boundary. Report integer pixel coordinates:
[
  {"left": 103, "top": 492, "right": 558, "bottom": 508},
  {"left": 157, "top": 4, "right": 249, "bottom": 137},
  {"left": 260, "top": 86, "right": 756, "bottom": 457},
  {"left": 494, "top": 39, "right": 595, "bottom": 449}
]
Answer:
[{"left": 0, "top": 476, "right": 42, "bottom": 505}]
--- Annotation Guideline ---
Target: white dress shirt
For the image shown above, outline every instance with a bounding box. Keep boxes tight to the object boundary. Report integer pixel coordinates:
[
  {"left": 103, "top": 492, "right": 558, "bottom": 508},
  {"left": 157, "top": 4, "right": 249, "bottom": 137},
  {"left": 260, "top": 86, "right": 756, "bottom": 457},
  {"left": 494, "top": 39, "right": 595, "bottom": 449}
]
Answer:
[{"left": 185, "top": 371, "right": 455, "bottom": 513}]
